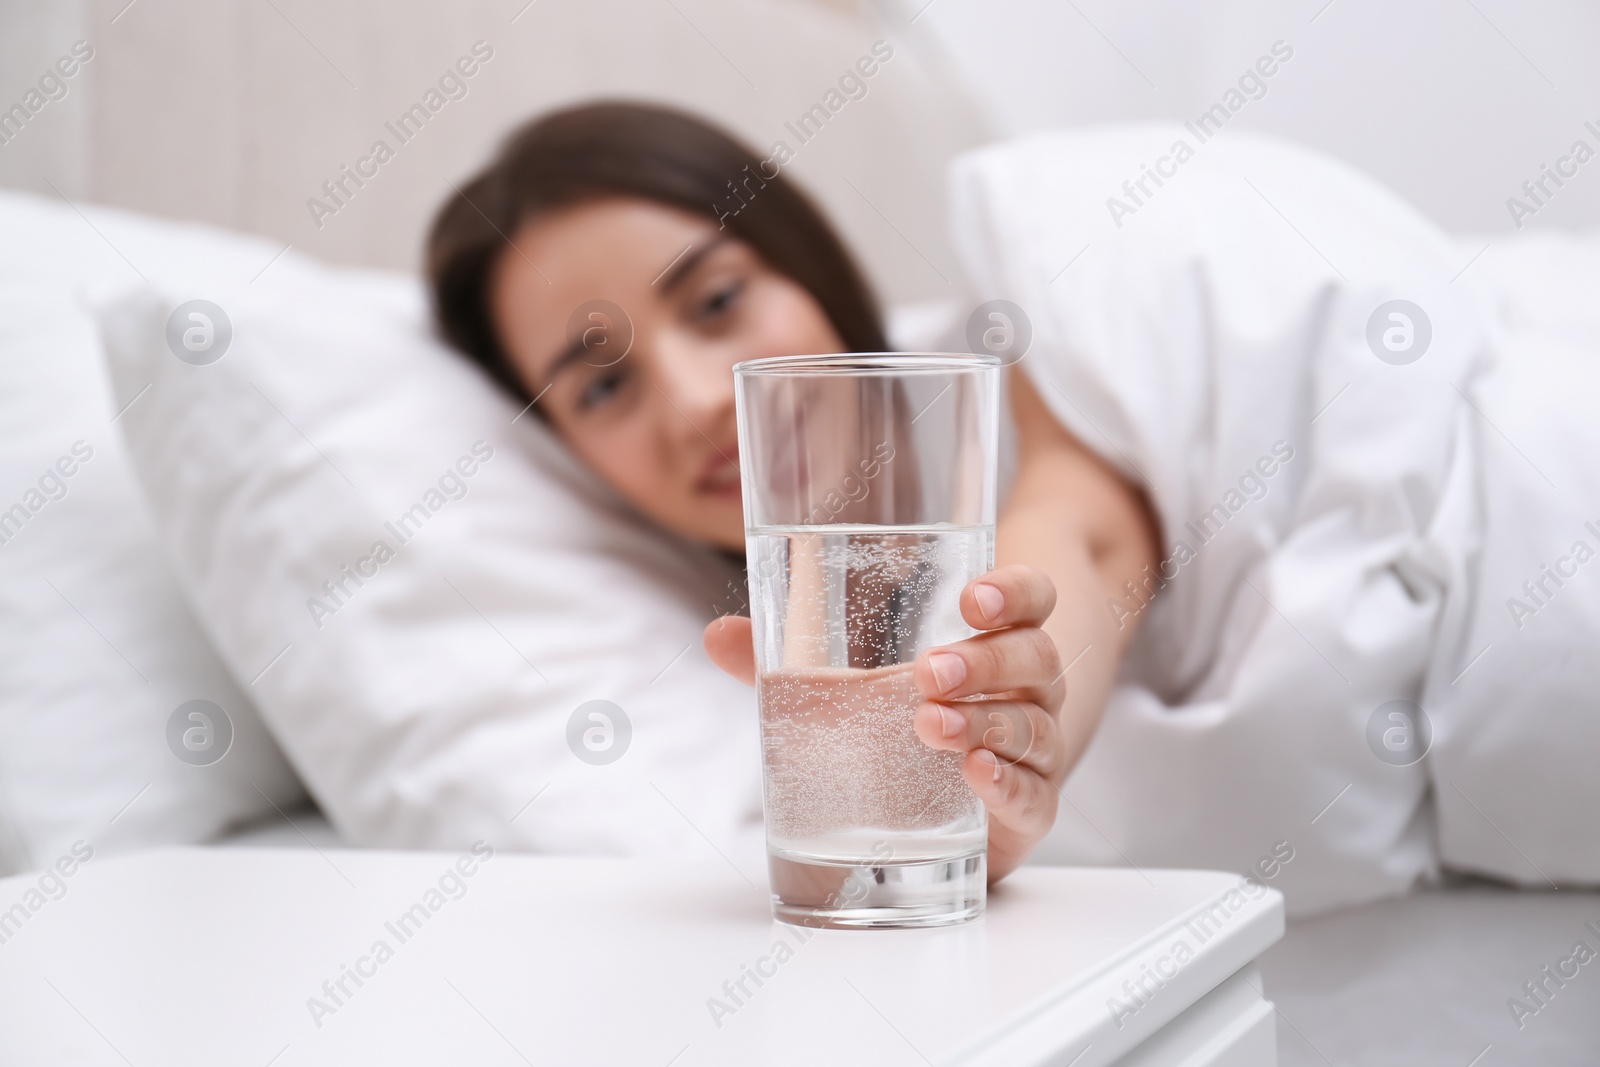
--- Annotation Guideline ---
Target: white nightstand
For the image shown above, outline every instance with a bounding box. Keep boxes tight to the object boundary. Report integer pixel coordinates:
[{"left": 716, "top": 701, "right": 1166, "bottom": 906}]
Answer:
[{"left": 0, "top": 848, "right": 1282, "bottom": 1065}]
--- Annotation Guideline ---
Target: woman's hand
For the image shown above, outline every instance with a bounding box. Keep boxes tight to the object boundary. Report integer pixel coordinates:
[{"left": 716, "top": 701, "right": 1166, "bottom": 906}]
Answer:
[
  {"left": 909, "top": 563, "right": 1064, "bottom": 883},
  {"left": 703, "top": 563, "right": 1065, "bottom": 885}
]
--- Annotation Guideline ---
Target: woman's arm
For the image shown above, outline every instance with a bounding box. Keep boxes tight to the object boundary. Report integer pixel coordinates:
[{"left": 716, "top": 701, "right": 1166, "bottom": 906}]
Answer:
[{"left": 998, "top": 368, "right": 1161, "bottom": 801}]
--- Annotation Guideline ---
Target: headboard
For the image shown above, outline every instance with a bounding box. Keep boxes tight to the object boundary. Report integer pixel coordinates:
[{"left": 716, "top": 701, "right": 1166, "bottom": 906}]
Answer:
[{"left": 0, "top": 0, "right": 989, "bottom": 305}]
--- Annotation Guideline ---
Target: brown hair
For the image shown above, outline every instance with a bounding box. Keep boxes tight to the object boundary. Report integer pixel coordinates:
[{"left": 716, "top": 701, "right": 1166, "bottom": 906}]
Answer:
[{"left": 425, "top": 100, "right": 888, "bottom": 404}]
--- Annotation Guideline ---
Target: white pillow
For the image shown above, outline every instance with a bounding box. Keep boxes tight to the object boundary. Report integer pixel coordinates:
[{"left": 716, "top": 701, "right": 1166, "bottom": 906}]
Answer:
[
  {"left": 97, "top": 257, "right": 767, "bottom": 865},
  {"left": 0, "top": 192, "right": 304, "bottom": 876}
]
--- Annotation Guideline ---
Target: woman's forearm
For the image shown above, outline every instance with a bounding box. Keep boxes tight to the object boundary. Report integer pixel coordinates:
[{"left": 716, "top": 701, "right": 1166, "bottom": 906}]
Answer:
[
  {"left": 997, "top": 371, "right": 1161, "bottom": 772},
  {"left": 998, "top": 475, "right": 1151, "bottom": 770}
]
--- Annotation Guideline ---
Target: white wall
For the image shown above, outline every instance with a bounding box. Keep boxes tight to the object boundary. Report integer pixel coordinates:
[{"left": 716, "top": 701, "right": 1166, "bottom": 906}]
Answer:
[
  {"left": 4, "top": 0, "right": 1597, "bottom": 307},
  {"left": 895, "top": 0, "right": 1600, "bottom": 236},
  {"left": 0, "top": 1, "right": 92, "bottom": 200}
]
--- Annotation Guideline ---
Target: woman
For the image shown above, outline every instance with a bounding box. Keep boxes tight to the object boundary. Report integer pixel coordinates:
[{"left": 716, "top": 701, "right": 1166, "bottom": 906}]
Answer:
[{"left": 426, "top": 102, "right": 1159, "bottom": 884}]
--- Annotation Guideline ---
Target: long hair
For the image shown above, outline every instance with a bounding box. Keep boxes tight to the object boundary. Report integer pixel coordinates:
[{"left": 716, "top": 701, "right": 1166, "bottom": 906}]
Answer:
[{"left": 425, "top": 100, "right": 888, "bottom": 404}]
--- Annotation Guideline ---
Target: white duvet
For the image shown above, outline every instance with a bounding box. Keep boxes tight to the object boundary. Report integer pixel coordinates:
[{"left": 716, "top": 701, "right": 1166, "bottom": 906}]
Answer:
[{"left": 950, "top": 125, "right": 1600, "bottom": 912}]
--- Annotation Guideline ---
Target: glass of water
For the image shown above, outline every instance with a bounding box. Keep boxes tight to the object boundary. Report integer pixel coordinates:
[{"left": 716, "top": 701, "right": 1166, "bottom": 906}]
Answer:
[{"left": 733, "top": 352, "right": 1000, "bottom": 929}]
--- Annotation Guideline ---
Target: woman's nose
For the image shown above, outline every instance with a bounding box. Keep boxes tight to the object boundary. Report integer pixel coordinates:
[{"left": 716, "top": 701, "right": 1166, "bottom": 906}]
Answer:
[{"left": 649, "top": 330, "right": 736, "bottom": 435}]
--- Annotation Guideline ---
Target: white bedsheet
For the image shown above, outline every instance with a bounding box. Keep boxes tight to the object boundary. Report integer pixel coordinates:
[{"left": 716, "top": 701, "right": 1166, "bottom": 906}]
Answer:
[{"left": 1260, "top": 881, "right": 1600, "bottom": 1066}]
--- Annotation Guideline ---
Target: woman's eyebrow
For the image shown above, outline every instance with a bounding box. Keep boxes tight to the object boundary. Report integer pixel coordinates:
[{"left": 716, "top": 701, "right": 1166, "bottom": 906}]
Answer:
[{"left": 653, "top": 234, "right": 730, "bottom": 293}]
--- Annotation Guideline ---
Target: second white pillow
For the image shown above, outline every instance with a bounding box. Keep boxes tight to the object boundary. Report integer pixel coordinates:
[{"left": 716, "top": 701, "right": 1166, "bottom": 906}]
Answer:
[{"left": 100, "top": 259, "right": 766, "bottom": 868}]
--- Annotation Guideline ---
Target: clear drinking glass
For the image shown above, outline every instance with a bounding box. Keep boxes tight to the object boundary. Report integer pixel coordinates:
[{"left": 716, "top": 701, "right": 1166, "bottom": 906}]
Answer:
[{"left": 733, "top": 352, "right": 1000, "bottom": 929}]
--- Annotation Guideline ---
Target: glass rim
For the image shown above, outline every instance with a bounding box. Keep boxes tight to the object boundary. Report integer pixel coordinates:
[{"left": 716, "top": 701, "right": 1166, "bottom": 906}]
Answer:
[{"left": 732, "top": 351, "right": 1001, "bottom": 377}]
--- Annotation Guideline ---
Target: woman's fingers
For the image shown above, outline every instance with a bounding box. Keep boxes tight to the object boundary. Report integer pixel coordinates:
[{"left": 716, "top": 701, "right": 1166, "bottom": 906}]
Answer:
[
  {"left": 707, "top": 566, "right": 1057, "bottom": 697},
  {"left": 703, "top": 615, "right": 756, "bottom": 685},
  {"left": 914, "top": 625, "right": 1063, "bottom": 709},
  {"left": 913, "top": 697, "right": 1063, "bottom": 782},
  {"left": 916, "top": 565, "right": 1064, "bottom": 709},
  {"left": 960, "top": 564, "right": 1057, "bottom": 632},
  {"left": 964, "top": 749, "right": 1060, "bottom": 868}
]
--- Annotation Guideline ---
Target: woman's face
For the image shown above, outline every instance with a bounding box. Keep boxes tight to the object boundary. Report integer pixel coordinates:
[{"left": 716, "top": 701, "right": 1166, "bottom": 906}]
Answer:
[{"left": 490, "top": 197, "right": 846, "bottom": 553}]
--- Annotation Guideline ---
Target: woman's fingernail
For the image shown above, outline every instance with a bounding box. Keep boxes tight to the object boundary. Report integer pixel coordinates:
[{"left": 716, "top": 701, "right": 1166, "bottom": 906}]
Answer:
[
  {"left": 927, "top": 652, "right": 967, "bottom": 694},
  {"left": 939, "top": 705, "right": 967, "bottom": 739},
  {"left": 976, "top": 748, "right": 1003, "bottom": 783},
  {"left": 973, "top": 583, "right": 1005, "bottom": 623}
]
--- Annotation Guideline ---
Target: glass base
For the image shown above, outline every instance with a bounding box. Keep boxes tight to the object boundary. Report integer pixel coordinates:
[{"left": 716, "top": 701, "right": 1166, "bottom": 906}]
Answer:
[{"left": 768, "top": 850, "right": 986, "bottom": 930}]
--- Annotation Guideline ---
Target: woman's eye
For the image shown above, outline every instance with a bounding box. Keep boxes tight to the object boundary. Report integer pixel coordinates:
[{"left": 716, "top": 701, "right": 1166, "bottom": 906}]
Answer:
[
  {"left": 577, "top": 369, "right": 628, "bottom": 412},
  {"left": 698, "top": 280, "right": 744, "bottom": 320}
]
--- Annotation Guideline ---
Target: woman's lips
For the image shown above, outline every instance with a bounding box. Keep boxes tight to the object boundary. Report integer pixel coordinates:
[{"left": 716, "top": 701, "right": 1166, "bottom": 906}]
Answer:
[{"left": 697, "top": 446, "right": 742, "bottom": 499}]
